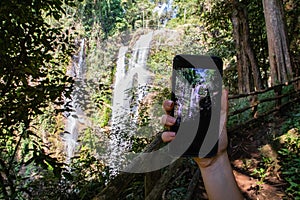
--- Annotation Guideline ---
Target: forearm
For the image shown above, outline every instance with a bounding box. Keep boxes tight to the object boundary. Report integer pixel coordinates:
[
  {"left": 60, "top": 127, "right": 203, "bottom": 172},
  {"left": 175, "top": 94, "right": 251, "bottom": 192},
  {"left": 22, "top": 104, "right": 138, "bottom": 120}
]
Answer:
[{"left": 194, "top": 152, "right": 243, "bottom": 200}]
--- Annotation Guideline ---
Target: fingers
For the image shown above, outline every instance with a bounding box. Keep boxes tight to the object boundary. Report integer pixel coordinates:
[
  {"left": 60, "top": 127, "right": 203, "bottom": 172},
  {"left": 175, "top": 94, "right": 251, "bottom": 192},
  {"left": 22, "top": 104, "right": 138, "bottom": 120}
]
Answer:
[
  {"left": 161, "top": 132, "right": 176, "bottom": 142},
  {"left": 162, "top": 100, "right": 174, "bottom": 113},
  {"left": 161, "top": 100, "right": 176, "bottom": 142},
  {"left": 160, "top": 114, "right": 176, "bottom": 126}
]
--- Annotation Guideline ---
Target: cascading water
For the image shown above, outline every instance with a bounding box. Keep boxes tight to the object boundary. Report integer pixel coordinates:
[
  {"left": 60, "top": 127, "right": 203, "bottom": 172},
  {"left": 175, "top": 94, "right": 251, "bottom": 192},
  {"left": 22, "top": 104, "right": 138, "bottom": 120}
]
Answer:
[
  {"left": 60, "top": 29, "right": 178, "bottom": 172},
  {"left": 109, "top": 31, "right": 154, "bottom": 170},
  {"left": 63, "top": 39, "right": 86, "bottom": 163}
]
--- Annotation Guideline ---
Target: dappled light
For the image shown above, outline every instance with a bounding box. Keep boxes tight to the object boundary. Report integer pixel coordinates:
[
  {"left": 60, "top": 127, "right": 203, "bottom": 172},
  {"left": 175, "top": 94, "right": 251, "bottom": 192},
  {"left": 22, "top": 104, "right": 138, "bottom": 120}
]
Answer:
[{"left": 0, "top": 0, "right": 299, "bottom": 199}]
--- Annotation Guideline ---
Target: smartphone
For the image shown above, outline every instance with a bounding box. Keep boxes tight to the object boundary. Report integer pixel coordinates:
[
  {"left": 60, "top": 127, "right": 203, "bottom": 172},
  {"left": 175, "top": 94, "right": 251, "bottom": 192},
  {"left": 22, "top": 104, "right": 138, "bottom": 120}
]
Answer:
[{"left": 168, "top": 55, "right": 223, "bottom": 158}]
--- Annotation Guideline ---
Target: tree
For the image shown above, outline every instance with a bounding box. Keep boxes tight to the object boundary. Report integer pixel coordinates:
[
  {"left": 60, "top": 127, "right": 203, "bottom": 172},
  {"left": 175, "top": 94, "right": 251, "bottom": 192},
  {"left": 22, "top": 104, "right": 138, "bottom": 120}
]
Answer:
[
  {"left": 0, "top": 0, "right": 75, "bottom": 198},
  {"left": 122, "top": 0, "right": 155, "bottom": 30},
  {"left": 201, "top": 0, "right": 263, "bottom": 94},
  {"left": 263, "top": 0, "right": 293, "bottom": 85},
  {"left": 284, "top": 0, "right": 300, "bottom": 77},
  {"left": 77, "top": 0, "right": 128, "bottom": 38},
  {"left": 171, "top": 0, "right": 204, "bottom": 25},
  {"left": 230, "top": 0, "right": 263, "bottom": 93}
]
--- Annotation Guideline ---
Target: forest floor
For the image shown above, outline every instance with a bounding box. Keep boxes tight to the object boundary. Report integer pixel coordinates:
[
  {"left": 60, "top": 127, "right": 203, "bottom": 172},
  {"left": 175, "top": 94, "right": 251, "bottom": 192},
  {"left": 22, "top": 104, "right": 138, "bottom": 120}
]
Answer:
[{"left": 228, "top": 113, "right": 289, "bottom": 200}]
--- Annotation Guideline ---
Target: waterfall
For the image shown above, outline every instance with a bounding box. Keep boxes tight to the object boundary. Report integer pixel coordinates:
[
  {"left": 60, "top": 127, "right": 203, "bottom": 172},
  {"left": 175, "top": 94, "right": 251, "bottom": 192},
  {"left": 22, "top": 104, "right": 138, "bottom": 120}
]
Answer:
[
  {"left": 63, "top": 39, "right": 86, "bottom": 163},
  {"left": 129, "top": 32, "right": 154, "bottom": 123},
  {"left": 109, "top": 31, "right": 153, "bottom": 170}
]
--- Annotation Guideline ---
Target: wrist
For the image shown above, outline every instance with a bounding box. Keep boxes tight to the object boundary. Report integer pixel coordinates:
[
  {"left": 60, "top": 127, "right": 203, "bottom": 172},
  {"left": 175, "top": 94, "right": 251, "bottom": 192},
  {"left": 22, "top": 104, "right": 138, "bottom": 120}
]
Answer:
[{"left": 193, "top": 150, "right": 228, "bottom": 169}]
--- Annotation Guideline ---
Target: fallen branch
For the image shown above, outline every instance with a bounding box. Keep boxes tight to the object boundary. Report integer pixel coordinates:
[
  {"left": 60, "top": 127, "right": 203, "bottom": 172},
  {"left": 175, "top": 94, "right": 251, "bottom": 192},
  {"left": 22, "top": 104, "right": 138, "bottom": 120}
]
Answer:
[{"left": 184, "top": 169, "right": 200, "bottom": 200}]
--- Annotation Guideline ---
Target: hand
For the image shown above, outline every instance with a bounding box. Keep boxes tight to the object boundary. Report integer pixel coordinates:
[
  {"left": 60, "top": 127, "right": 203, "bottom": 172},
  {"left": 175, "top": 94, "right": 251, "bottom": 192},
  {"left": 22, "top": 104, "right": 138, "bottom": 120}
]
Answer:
[{"left": 160, "top": 89, "right": 229, "bottom": 168}]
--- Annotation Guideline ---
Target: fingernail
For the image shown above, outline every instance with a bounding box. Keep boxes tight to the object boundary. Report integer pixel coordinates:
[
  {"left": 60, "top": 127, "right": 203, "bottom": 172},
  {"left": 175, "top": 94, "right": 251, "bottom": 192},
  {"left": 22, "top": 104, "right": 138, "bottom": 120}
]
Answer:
[
  {"left": 169, "top": 132, "right": 176, "bottom": 137},
  {"left": 167, "top": 100, "right": 174, "bottom": 107}
]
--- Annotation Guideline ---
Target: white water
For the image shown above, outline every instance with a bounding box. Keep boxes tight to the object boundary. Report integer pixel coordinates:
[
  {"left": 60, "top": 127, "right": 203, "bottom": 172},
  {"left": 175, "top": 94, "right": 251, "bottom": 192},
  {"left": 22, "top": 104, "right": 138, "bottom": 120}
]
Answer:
[
  {"left": 109, "top": 31, "right": 154, "bottom": 169},
  {"left": 63, "top": 39, "right": 86, "bottom": 163}
]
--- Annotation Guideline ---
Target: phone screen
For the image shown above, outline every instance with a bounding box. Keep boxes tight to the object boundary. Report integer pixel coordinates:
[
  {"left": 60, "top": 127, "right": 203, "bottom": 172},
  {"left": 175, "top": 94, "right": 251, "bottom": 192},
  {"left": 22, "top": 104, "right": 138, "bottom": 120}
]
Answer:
[
  {"left": 173, "top": 67, "right": 217, "bottom": 122},
  {"left": 169, "top": 55, "right": 222, "bottom": 158}
]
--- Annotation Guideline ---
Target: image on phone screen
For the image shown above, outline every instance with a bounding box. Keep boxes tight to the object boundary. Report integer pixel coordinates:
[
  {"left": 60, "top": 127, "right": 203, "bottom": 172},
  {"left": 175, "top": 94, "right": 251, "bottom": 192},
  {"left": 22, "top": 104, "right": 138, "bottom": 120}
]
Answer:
[{"left": 173, "top": 67, "right": 218, "bottom": 122}]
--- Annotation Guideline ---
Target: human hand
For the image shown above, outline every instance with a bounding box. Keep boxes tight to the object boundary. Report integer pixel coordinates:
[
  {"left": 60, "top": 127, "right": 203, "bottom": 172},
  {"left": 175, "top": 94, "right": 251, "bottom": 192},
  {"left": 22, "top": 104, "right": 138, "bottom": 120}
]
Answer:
[{"left": 160, "top": 89, "right": 229, "bottom": 167}]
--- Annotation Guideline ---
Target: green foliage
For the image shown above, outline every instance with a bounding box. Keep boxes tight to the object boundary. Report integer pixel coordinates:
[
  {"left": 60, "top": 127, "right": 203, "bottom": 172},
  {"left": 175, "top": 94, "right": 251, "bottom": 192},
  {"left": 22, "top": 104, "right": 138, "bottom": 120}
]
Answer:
[
  {"left": 223, "top": 64, "right": 239, "bottom": 94},
  {"left": 65, "top": 150, "right": 110, "bottom": 199},
  {"left": 227, "top": 97, "right": 251, "bottom": 128},
  {"left": 227, "top": 84, "right": 296, "bottom": 129},
  {"left": 168, "top": 0, "right": 203, "bottom": 26},
  {"left": 0, "top": 0, "right": 299, "bottom": 198},
  {"left": 186, "top": 0, "right": 237, "bottom": 90},
  {"left": 120, "top": 175, "right": 144, "bottom": 199},
  {"left": 84, "top": 37, "right": 117, "bottom": 128},
  {"left": 251, "top": 167, "right": 268, "bottom": 186},
  {"left": 123, "top": 0, "right": 155, "bottom": 30},
  {"left": 77, "top": 0, "right": 128, "bottom": 38},
  {"left": 278, "top": 128, "right": 300, "bottom": 199},
  {"left": 163, "top": 158, "right": 198, "bottom": 199},
  {"left": 250, "top": 147, "right": 276, "bottom": 190},
  {"left": 75, "top": 0, "right": 157, "bottom": 38},
  {"left": 0, "top": 0, "right": 76, "bottom": 198},
  {"left": 281, "top": 117, "right": 300, "bottom": 135},
  {"left": 284, "top": 0, "right": 300, "bottom": 76},
  {"left": 257, "top": 90, "right": 275, "bottom": 113},
  {"left": 199, "top": 0, "right": 235, "bottom": 59},
  {"left": 23, "top": 149, "right": 109, "bottom": 200},
  {"left": 246, "top": 0, "right": 269, "bottom": 84},
  {"left": 276, "top": 105, "right": 300, "bottom": 199}
]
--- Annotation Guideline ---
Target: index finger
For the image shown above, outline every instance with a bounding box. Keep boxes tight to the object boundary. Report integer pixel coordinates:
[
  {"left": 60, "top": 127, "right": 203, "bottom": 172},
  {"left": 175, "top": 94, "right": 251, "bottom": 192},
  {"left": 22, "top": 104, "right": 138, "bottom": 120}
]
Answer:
[{"left": 162, "top": 100, "right": 174, "bottom": 113}]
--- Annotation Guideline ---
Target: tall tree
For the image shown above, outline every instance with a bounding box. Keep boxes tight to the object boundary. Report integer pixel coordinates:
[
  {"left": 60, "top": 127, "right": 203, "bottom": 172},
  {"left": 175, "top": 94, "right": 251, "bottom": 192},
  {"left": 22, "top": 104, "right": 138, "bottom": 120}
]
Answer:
[
  {"left": 247, "top": 0, "right": 269, "bottom": 87},
  {"left": 200, "top": 0, "right": 264, "bottom": 94},
  {"left": 78, "top": 0, "right": 128, "bottom": 38},
  {"left": 230, "top": 0, "right": 263, "bottom": 93},
  {"left": 263, "top": 0, "right": 293, "bottom": 85}
]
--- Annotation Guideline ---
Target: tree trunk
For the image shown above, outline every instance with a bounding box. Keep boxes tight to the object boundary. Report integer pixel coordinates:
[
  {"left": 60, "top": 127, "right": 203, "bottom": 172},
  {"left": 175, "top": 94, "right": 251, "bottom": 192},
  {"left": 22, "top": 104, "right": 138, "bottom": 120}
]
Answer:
[
  {"left": 231, "top": 0, "right": 263, "bottom": 93},
  {"left": 263, "top": 0, "right": 293, "bottom": 86}
]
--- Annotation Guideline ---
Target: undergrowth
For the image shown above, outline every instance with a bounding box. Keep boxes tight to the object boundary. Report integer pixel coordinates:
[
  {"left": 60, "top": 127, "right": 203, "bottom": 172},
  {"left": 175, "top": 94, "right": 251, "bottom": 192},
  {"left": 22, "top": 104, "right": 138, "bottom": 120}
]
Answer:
[{"left": 277, "top": 105, "right": 300, "bottom": 199}]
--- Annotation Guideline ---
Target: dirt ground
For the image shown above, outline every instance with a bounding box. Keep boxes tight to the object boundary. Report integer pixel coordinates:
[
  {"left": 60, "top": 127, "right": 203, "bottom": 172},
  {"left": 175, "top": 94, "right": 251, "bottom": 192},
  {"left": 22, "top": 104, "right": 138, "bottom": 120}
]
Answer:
[{"left": 228, "top": 114, "right": 291, "bottom": 200}]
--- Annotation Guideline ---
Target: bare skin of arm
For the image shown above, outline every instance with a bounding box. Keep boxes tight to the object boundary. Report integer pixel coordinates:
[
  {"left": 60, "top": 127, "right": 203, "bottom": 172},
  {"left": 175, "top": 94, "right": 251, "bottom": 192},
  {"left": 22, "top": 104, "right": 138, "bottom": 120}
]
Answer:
[{"left": 161, "top": 89, "right": 243, "bottom": 200}]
